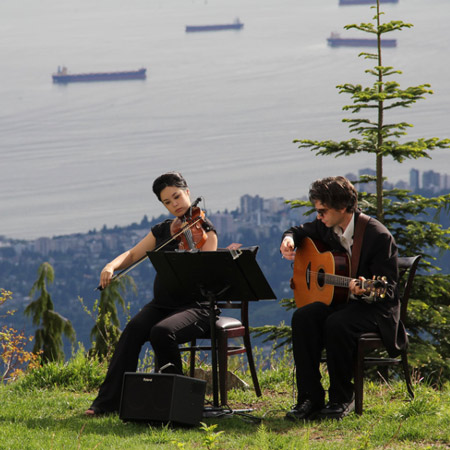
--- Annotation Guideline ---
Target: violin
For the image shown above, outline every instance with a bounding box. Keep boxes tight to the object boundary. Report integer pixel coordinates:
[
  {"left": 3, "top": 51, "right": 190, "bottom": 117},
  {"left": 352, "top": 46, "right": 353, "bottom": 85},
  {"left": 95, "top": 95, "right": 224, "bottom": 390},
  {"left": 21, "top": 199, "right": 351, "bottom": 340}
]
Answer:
[{"left": 170, "top": 204, "right": 208, "bottom": 250}]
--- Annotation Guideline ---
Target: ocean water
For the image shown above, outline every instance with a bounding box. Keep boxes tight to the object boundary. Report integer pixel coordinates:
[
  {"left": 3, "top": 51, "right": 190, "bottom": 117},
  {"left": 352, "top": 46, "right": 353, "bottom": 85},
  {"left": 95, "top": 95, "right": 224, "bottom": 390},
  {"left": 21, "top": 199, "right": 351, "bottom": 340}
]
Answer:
[{"left": 1, "top": 0, "right": 449, "bottom": 239}]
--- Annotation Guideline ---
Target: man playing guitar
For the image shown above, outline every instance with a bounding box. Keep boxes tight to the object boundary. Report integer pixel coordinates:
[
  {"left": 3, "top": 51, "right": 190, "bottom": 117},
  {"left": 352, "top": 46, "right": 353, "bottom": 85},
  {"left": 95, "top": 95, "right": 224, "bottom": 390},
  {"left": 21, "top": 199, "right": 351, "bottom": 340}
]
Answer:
[{"left": 280, "top": 176, "right": 406, "bottom": 420}]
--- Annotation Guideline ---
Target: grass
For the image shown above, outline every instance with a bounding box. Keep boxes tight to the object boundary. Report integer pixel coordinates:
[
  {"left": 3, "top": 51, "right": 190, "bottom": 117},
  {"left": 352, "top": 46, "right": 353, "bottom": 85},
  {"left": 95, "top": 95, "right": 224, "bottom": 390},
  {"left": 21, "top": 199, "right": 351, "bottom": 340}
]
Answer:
[{"left": 1, "top": 349, "right": 449, "bottom": 449}]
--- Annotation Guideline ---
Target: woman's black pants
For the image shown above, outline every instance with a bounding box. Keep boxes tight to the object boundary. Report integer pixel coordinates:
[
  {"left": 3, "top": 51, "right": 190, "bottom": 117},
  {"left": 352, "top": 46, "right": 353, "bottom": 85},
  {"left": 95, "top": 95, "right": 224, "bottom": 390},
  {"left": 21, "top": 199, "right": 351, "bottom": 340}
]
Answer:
[{"left": 90, "top": 301, "right": 211, "bottom": 413}]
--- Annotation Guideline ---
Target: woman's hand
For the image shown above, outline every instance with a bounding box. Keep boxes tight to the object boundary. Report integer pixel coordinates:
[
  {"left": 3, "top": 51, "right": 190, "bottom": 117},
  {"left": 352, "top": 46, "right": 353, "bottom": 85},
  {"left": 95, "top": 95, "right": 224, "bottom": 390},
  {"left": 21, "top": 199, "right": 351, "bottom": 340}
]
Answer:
[
  {"left": 100, "top": 264, "right": 115, "bottom": 289},
  {"left": 280, "top": 236, "right": 296, "bottom": 260},
  {"left": 97, "top": 232, "right": 156, "bottom": 290}
]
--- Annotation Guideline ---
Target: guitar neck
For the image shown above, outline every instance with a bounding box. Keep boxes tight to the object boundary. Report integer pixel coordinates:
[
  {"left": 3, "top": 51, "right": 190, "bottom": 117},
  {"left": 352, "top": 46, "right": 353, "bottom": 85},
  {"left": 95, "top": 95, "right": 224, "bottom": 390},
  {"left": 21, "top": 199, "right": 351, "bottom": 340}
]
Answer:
[
  {"left": 322, "top": 273, "right": 381, "bottom": 294},
  {"left": 323, "top": 273, "right": 353, "bottom": 288}
]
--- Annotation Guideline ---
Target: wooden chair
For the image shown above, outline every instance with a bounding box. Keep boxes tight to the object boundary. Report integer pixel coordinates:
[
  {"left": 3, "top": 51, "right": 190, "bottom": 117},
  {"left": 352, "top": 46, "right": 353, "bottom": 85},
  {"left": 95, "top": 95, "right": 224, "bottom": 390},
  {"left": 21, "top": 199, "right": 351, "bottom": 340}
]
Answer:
[
  {"left": 353, "top": 255, "right": 421, "bottom": 415},
  {"left": 183, "top": 299, "right": 262, "bottom": 406}
]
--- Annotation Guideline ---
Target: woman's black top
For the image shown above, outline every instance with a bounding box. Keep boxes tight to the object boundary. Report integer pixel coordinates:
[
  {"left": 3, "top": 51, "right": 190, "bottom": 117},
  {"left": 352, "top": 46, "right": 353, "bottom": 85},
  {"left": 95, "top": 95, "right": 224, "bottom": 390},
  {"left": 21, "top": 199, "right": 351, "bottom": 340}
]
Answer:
[{"left": 150, "top": 217, "right": 216, "bottom": 308}]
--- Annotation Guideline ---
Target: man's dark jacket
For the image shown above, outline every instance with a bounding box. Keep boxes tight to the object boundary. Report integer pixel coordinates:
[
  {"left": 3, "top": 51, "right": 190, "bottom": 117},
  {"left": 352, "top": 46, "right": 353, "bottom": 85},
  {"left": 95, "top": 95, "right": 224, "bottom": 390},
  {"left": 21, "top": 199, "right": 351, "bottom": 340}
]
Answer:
[{"left": 283, "top": 210, "right": 407, "bottom": 357}]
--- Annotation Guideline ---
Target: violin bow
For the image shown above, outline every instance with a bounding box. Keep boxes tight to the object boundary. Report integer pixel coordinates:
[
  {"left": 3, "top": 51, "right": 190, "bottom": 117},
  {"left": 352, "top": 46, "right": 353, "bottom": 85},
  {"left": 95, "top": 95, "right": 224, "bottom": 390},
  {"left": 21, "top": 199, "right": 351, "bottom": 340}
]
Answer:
[{"left": 94, "top": 197, "right": 204, "bottom": 291}]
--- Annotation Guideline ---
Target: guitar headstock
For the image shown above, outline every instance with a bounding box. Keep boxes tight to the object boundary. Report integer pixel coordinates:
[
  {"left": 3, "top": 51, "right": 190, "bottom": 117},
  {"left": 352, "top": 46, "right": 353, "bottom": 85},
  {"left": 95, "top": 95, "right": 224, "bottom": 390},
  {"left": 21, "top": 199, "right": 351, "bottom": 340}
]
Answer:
[{"left": 363, "top": 276, "right": 388, "bottom": 299}]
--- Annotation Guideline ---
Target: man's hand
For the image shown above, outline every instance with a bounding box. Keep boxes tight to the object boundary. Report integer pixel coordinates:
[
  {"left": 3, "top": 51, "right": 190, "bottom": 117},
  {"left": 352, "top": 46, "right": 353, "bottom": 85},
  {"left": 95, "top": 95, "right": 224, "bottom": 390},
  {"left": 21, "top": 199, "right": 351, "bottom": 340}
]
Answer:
[
  {"left": 349, "top": 277, "right": 367, "bottom": 296},
  {"left": 280, "top": 236, "right": 296, "bottom": 260}
]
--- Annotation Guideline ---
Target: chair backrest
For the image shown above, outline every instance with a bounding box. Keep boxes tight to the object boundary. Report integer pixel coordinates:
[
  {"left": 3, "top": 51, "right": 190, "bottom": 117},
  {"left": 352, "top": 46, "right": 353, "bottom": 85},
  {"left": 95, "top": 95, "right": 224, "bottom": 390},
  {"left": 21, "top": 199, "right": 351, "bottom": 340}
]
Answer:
[{"left": 397, "top": 255, "right": 421, "bottom": 322}]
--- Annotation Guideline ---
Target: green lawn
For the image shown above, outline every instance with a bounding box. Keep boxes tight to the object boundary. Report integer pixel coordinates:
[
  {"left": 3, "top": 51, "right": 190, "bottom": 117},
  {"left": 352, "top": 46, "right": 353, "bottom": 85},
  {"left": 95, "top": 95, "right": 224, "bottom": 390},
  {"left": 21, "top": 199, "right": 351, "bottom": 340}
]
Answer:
[{"left": 1, "top": 371, "right": 449, "bottom": 450}]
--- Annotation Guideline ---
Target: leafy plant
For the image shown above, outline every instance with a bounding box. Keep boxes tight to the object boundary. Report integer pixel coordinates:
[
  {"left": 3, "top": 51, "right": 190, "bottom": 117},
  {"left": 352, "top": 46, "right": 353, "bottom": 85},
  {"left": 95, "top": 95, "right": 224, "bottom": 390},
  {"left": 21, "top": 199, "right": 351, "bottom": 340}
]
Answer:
[
  {"left": 24, "top": 262, "right": 76, "bottom": 363},
  {"left": 86, "top": 275, "right": 135, "bottom": 360},
  {"left": 12, "top": 344, "right": 106, "bottom": 392},
  {"left": 1, "top": 289, "right": 40, "bottom": 382},
  {"left": 199, "top": 422, "right": 224, "bottom": 450}
]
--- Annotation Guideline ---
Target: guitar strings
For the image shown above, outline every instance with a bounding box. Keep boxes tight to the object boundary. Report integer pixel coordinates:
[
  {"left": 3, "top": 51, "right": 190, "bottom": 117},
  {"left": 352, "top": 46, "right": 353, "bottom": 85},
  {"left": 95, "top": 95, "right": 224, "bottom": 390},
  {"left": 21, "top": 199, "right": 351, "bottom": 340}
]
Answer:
[{"left": 307, "top": 270, "right": 350, "bottom": 287}]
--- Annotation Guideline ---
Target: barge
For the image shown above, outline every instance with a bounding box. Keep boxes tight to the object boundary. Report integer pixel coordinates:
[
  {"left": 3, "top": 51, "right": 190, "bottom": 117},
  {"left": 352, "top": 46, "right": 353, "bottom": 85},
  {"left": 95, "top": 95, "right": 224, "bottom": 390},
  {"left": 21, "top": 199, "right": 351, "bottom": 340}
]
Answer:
[
  {"left": 185, "top": 18, "right": 244, "bottom": 33},
  {"left": 52, "top": 67, "right": 147, "bottom": 83},
  {"left": 327, "top": 33, "right": 397, "bottom": 47},
  {"left": 339, "top": 0, "right": 398, "bottom": 5}
]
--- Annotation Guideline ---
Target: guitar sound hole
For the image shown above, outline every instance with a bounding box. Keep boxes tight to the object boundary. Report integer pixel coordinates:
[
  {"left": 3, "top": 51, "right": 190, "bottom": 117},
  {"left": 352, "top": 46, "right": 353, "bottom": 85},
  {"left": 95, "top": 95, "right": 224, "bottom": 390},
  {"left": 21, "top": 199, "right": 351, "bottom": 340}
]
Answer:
[{"left": 317, "top": 269, "right": 325, "bottom": 287}]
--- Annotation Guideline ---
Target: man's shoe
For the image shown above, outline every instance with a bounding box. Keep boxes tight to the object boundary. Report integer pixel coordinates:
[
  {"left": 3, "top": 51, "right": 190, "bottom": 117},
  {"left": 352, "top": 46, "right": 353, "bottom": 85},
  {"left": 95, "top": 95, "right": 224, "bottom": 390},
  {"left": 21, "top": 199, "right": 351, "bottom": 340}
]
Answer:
[
  {"left": 285, "top": 399, "right": 324, "bottom": 421},
  {"left": 316, "top": 396, "right": 355, "bottom": 420}
]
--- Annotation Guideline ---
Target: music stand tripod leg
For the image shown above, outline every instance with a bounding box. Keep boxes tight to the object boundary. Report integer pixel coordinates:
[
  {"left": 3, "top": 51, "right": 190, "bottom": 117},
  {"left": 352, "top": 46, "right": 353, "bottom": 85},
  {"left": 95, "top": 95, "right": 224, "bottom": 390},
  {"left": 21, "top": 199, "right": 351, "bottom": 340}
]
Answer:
[
  {"left": 200, "top": 286, "right": 230, "bottom": 417},
  {"left": 207, "top": 289, "right": 220, "bottom": 407},
  {"left": 200, "top": 287, "right": 258, "bottom": 419}
]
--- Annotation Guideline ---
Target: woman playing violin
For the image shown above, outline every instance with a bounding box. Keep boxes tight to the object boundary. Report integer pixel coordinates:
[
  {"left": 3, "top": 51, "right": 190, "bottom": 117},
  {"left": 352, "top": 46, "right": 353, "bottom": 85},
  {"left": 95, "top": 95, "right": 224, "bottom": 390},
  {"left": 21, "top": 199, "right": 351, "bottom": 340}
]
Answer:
[{"left": 86, "top": 172, "right": 218, "bottom": 416}]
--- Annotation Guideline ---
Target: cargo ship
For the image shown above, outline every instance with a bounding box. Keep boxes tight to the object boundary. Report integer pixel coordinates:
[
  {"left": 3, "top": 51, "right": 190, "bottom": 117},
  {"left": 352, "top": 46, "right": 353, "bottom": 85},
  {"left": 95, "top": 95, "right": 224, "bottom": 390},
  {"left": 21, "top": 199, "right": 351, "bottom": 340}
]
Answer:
[
  {"left": 52, "top": 67, "right": 147, "bottom": 83},
  {"left": 339, "top": 0, "right": 398, "bottom": 5},
  {"left": 185, "top": 18, "right": 244, "bottom": 33},
  {"left": 327, "top": 33, "right": 397, "bottom": 47}
]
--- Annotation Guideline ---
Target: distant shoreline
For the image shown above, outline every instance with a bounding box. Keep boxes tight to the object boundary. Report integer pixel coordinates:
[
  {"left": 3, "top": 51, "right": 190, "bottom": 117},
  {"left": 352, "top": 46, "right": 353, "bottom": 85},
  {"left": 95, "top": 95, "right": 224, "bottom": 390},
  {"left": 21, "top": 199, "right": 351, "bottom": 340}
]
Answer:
[{"left": 2, "top": 178, "right": 449, "bottom": 243}]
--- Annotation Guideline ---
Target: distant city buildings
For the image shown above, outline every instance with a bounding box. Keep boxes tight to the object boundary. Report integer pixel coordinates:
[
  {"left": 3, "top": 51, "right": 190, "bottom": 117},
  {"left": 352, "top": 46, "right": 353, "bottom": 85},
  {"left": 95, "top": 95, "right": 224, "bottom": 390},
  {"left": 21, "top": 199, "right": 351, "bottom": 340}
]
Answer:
[
  {"left": 207, "top": 212, "right": 236, "bottom": 237},
  {"left": 240, "top": 194, "right": 264, "bottom": 215},
  {"left": 408, "top": 169, "right": 450, "bottom": 192},
  {"left": 422, "top": 170, "right": 450, "bottom": 192},
  {"left": 410, "top": 169, "right": 420, "bottom": 192},
  {"left": 209, "top": 194, "right": 298, "bottom": 238},
  {"left": 1, "top": 195, "right": 298, "bottom": 257},
  {"left": 0, "top": 167, "right": 448, "bottom": 256},
  {"left": 345, "top": 168, "right": 450, "bottom": 194}
]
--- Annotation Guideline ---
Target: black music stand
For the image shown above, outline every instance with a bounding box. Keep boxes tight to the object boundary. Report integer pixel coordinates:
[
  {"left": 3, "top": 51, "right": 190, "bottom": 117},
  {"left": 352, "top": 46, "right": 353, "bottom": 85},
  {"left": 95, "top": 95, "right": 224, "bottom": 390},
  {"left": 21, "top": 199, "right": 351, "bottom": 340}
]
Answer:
[{"left": 147, "top": 248, "right": 276, "bottom": 415}]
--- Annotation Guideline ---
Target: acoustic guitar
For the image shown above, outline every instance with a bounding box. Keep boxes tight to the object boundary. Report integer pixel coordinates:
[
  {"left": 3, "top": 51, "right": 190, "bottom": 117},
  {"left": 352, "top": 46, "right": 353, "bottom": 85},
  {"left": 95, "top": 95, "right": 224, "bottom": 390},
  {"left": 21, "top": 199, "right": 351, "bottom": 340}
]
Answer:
[{"left": 290, "top": 237, "right": 388, "bottom": 308}]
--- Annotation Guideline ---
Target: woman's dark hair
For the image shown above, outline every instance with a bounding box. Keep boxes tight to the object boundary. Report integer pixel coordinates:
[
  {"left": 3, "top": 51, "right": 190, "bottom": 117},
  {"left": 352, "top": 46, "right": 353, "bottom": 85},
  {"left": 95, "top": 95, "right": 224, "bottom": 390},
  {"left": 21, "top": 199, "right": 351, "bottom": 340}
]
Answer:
[
  {"left": 152, "top": 172, "right": 188, "bottom": 201},
  {"left": 309, "top": 176, "right": 358, "bottom": 212}
]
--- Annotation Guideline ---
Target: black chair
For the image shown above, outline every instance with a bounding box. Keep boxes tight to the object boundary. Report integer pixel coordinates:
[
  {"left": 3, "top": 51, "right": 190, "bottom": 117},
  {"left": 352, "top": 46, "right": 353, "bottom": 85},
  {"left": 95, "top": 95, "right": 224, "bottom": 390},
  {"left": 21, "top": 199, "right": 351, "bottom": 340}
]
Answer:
[
  {"left": 353, "top": 255, "right": 421, "bottom": 415},
  {"left": 183, "top": 299, "right": 262, "bottom": 406}
]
